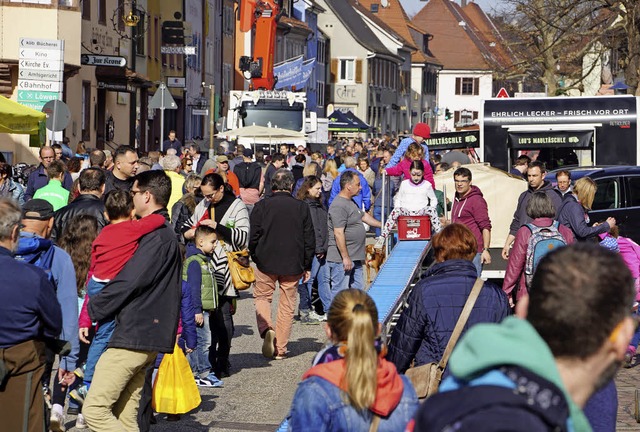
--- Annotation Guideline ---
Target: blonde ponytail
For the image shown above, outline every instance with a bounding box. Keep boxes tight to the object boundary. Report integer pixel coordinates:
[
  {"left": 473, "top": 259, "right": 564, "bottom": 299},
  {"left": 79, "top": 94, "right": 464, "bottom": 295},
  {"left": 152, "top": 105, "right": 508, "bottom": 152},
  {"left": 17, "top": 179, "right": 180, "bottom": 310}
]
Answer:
[{"left": 328, "top": 289, "right": 379, "bottom": 410}]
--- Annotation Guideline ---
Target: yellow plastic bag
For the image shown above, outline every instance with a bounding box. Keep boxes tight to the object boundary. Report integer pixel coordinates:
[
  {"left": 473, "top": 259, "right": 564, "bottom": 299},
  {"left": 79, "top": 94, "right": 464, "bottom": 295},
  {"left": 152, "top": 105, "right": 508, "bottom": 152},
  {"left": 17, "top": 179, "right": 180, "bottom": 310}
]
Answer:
[{"left": 152, "top": 344, "right": 201, "bottom": 414}]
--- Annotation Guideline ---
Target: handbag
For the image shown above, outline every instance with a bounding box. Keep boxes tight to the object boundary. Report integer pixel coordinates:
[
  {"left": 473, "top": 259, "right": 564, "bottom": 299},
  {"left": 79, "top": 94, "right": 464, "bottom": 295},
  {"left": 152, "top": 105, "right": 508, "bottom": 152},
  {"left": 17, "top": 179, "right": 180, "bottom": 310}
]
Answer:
[
  {"left": 211, "top": 205, "right": 255, "bottom": 290},
  {"left": 404, "top": 277, "right": 484, "bottom": 399},
  {"left": 152, "top": 344, "right": 201, "bottom": 414},
  {"left": 222, "top": 241, "right": 256, "bottom": 290}
]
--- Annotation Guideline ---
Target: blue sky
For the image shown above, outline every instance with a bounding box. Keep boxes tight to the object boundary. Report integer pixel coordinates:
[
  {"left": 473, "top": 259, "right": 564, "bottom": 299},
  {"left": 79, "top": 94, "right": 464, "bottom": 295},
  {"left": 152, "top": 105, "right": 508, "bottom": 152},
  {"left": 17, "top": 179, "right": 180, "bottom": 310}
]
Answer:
[{"left": 399, "top": 0, "right": 500, "bottom": 17}]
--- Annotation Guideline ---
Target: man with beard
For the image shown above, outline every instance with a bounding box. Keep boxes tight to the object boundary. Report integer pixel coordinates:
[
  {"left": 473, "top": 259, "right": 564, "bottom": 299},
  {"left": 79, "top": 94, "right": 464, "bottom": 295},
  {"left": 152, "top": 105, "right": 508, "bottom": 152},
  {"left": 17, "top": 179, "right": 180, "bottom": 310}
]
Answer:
[
  {"left": 502, "top": 160, "right": 562, "bottom": 260},
  {"left": 410, "top": 243, "right": 635, "bottom": 432}
]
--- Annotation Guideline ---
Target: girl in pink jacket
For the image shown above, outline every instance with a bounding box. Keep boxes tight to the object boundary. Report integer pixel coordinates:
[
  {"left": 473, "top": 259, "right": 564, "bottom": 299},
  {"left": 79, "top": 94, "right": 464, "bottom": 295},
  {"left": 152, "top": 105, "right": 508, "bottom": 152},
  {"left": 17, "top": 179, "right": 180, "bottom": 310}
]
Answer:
[{"left": 385, "top": 142, "right": 435, "bottom": 189}]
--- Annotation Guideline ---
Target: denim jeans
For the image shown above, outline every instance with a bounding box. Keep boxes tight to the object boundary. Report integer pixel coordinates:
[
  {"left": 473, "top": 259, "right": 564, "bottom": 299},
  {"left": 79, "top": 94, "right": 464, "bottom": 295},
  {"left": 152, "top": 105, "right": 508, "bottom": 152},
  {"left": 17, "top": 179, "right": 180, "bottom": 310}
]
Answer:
[
  {"left": 84, "top": 278, "right": 116, "bottom": 383},
  {"left": 188, "top": 311, "right": 212, "bottom": 377},
  {"left": 297, "top": 255, "right": 331, "bottom": 313},
  {"left": 327, "top": 260, "right": 364, "bottom": 303},
  {"left": 472, "top": 253, "right": 483, "bottom": 277},
  {"left": 373, "top": 205, "right": 382, "bottom": 237},
  {"left": 631, "top": 309, "right": 640, "bottom": 350}
]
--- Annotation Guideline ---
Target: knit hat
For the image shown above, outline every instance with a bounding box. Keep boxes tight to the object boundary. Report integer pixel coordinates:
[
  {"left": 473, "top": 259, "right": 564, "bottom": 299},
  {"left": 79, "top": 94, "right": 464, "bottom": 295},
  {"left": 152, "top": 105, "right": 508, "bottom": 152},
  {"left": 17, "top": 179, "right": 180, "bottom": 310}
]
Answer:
[
  {"left": 22, "top": 199, "right": 54, "bottom": 220},
  {"left": 413, "top": 122, "right": 431, "bottom": 139}
]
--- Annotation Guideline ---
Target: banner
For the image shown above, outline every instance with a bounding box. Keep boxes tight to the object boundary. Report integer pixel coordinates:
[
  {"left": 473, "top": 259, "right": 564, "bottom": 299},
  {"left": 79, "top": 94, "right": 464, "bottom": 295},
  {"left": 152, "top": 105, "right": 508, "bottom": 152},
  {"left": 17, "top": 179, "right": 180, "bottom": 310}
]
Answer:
[
  {"left": 507, "top": 130, "right": 594, "bottom": 148},
  {"left": 425, "top": 130, "right": 480, "bottom": 150},
  {"left": 274, "top": 57, "right": 315, "bottom": 90},
  {"left": 274, "top": 56, "right": 303, "bottom": 90},
  {"left": 300, "top": 58, "right": 315, "bottom": 85}
]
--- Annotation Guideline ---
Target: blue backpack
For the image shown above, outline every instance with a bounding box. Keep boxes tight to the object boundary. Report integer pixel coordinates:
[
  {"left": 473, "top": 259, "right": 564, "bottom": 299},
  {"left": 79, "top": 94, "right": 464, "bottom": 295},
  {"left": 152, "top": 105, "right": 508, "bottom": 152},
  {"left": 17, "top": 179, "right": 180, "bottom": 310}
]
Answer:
[{"left": 524, "top": 221, "right": 566, "bottom": 289}]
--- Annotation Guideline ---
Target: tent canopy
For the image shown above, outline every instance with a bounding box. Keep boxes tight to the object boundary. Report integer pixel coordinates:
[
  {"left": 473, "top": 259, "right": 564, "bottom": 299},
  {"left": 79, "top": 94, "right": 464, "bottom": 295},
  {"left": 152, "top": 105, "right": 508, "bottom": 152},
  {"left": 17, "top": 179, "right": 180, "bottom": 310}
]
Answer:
[
  {"left": 216, "top": 124, "right": 306, "bottom": 140},
  {"left": 328, "top": 109, "right": 369, "bottom": 132},
  {"left": 0, "top": 95, "right": 46, "bottom": 135},
  {"left": 434, "top": 163, "right": 527, "bottom": 247}
]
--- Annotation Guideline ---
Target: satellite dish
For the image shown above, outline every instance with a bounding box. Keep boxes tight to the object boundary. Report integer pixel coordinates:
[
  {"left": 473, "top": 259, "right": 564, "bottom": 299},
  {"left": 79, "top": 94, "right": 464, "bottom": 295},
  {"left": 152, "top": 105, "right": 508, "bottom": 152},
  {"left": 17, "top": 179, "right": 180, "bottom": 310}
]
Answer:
[{"left": 381, "top": 0, "right": 389, "bottom": 7}]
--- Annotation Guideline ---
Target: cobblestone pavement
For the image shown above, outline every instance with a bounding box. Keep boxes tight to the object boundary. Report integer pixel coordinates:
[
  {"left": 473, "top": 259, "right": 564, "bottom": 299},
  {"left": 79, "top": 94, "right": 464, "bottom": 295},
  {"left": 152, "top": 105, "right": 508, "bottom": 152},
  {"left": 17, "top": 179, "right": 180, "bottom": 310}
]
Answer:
[
  {"left": 57, "top": 276, "right": 640, "bottom": 431},
  {"left": 616, "top": 364, "right": 640, "bottom": 430}
]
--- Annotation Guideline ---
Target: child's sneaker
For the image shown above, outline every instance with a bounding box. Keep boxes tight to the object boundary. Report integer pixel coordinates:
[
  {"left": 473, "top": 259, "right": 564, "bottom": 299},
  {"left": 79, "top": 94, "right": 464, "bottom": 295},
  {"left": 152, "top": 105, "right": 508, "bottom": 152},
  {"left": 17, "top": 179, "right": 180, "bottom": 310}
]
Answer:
[
  {"left": 73, "top": 366, "right": 85, "bottom": 380},
  {"left": 198, "top": 373, "right": 224, "bottom": 388},
  {"left": 75, "top": 413, "right": 88, "bottom": 430},
  {"left": 49, "top": 405, "right": 65, "bottom": 432},
  {"left": 70, "top": 384, "right": 88, "bottom": 405}
]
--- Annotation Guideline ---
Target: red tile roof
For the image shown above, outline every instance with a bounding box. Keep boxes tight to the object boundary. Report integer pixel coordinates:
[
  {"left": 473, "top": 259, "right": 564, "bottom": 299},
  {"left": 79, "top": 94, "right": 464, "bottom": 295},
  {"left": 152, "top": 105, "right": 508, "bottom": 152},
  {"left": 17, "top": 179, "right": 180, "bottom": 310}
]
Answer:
[
  {"left": 354, "top": 0, "right": 441, "bottom": 65},
  {"left": 412, "top": 0, "right": 513, "bottom": 71}
]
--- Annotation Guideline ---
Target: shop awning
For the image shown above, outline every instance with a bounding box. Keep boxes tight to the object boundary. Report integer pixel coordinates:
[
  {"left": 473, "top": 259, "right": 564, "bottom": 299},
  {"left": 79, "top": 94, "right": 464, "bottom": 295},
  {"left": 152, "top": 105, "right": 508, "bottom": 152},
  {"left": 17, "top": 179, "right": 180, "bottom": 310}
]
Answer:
[{"left": 328, "top": 109, "right": 369, "bottom": 132}]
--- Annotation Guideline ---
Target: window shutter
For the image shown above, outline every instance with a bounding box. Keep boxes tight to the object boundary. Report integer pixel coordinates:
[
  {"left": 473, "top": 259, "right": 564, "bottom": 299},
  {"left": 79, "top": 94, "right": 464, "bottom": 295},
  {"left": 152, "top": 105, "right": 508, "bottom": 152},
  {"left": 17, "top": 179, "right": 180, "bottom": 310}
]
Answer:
[
  {"left": 473, "top": 78, "right": 479, "bottom": 95},
  {"left": 355, "top": 59, "right": 363, "bottom": 83},
  {"left": 331, "top": 59, "right": 338, "bottom": 83},
  {"left": 455, "top": 78, "right": 461, "bottom": 95},
  {"left": 454, "top": 111, "right": 460, "bottom": 125},
  {"left": 473, "top": 111, "right": 478, "bottom": 120}
]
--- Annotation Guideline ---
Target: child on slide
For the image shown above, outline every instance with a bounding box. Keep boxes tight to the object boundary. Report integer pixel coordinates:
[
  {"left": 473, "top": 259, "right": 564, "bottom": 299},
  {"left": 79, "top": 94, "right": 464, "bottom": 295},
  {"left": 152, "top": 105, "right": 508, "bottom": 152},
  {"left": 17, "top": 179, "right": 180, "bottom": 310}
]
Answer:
[{"left": 375, "top": 160, "right": 441, "bottom": 250}]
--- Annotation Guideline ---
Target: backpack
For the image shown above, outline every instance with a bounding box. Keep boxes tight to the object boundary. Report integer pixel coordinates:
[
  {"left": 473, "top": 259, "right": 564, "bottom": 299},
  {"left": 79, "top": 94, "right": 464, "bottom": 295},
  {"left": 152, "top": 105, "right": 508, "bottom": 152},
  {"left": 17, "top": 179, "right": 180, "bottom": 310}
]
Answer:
[{"left": 524, "top": 221, "right": 567, "bottom": 289}]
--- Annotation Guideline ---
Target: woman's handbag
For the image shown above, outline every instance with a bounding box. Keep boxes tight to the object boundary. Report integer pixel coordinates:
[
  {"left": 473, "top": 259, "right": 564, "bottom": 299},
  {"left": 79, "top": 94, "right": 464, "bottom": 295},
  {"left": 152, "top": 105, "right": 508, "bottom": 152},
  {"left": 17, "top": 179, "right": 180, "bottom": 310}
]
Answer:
[
  {"left": 152, "top": 344, "right": 201, "bottom": 414},
  {"left": 210, "top": 205, "right": 255, "bottom": 290},
  {"left": 404, "top": 278, "right": 484, "bottom": 399},
  {"left": 224, "top": 245, "right": 256, "bottom": 290}
]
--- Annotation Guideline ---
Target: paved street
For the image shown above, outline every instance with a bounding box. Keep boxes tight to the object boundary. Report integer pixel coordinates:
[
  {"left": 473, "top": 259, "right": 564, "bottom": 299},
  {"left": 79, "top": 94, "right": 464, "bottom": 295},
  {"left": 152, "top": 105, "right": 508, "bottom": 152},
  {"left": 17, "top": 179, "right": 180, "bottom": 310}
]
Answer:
[
  {"left": 616, "top": 364, "right": 640, "bottom": 430},
  {"left": 59, "top": 282, "right": 640, "bottom": 431},
  {"left": 63, "top": 287, "right": 326, "bottom": 432}
]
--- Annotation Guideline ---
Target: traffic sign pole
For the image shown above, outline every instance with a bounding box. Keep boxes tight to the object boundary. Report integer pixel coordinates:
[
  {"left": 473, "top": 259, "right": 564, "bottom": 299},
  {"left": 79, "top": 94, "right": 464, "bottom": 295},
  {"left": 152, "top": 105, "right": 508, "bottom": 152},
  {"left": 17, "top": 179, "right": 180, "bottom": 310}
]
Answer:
[{"left": 160, "top": 86, "right": 165, "bottom": 151}]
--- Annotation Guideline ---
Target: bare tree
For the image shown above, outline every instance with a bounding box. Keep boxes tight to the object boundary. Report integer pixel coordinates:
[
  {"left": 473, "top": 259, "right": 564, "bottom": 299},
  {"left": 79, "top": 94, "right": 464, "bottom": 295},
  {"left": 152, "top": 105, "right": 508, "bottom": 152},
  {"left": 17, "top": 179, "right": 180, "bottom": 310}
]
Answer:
[
  {"left": 494, "top": 0, "right": 612, "bottom": 96},
  {"left": 598, "top": 1, "right": 640, "bottom": 95}
]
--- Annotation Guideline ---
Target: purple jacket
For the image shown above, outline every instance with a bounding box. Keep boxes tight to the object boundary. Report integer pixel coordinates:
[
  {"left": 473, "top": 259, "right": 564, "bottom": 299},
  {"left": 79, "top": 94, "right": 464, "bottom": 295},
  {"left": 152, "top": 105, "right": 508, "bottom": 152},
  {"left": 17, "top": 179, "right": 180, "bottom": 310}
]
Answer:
[
  {"left": 451, "top": 186, "right": 491, "bottom": 252},
  {"left": 503, "top": 217, "right": 575, "bottom": 301},
  {"left": 557, "top": 194, "right": 609, "bottom": 241}
]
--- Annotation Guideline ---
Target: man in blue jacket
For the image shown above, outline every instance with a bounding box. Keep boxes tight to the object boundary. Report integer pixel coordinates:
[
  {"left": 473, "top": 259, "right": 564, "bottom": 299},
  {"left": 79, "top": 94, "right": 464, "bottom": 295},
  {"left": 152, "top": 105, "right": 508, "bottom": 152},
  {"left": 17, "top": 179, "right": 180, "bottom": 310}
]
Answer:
[
  {"left": 328, "top": 156, "right": 371, "bottom": 211},
  {"left": 24, "top": 146, "right": 73, "bottom": 201},
  {"left": 0, "top": 198, "right": 62, "bottom": 432},
  {"left": 14, "top": 199, "right": 79, "bottom": 428}
]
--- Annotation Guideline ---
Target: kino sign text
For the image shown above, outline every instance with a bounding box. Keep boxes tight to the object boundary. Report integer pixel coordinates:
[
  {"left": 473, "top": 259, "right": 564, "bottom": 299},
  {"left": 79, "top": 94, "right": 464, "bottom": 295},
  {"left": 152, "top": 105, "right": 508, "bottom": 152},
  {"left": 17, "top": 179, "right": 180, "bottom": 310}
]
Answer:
[{"left": 18, "top": 38, "right": 64, "bottom": 110}]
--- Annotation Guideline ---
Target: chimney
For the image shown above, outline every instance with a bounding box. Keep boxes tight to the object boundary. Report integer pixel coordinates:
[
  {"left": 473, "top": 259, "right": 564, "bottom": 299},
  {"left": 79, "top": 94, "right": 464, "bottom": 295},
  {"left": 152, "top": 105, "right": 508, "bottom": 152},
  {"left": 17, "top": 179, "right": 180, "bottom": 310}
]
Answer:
[{"left": 461, "top": 0, "right": 467, "bottom": 6}]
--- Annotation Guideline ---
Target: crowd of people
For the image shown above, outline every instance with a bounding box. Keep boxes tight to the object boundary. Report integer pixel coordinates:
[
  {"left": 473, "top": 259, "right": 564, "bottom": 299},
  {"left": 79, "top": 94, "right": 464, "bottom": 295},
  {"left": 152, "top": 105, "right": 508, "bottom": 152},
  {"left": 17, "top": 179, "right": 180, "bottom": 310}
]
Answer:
[{"left": 0, "top": 121, "right": 638, "bottom": 432}]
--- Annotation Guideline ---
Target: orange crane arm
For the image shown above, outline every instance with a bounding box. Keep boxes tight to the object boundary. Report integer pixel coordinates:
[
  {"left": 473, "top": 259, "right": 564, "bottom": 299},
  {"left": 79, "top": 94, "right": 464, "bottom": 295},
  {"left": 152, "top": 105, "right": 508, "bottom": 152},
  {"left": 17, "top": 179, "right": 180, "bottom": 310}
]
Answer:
[{"left": 238, "top": 0, "right": 281, "bottom": 90}]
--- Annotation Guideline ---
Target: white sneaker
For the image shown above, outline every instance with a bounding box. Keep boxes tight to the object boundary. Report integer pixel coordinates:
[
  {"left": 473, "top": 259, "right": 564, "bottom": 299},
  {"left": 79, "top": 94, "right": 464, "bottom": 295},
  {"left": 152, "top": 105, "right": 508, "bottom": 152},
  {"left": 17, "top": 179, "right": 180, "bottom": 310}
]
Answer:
[
  {"left": 75, "top": 413, "right": 88, "bottom": 430},
  {"left": 309, "top": 311, "right": 327, "bottom": 322},
  {"left": 49, "top": 408, "right": 65, "bottom": 432}
]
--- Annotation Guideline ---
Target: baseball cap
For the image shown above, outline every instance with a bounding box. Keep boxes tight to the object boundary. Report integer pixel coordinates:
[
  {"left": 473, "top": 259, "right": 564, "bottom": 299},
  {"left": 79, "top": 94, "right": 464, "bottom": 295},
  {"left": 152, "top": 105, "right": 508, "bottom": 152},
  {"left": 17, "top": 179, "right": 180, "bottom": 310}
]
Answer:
[
  {"left": 243, "top": 148, "right": 254, "bottom": 158},
  {"left": 216, "top": 155, "right": 229, "bottom": 163},
  {"left": 22, "top": 199, "right": 54, "bottom": 220}
]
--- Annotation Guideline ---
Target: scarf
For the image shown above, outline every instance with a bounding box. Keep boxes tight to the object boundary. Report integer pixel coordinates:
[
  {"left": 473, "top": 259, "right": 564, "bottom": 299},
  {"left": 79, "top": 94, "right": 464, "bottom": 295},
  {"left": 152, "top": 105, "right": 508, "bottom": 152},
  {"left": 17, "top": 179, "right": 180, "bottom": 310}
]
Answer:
[{"left": 303, "top": 341, "right": 405, "bottom": 417}]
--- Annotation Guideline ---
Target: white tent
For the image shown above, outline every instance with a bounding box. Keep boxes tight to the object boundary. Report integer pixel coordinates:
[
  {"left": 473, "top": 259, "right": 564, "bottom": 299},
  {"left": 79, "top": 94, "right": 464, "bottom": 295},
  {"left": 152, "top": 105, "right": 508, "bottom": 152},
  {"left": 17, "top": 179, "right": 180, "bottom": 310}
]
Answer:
[{"left": 434, "top": 163, "right": 528, "bottom": 248}]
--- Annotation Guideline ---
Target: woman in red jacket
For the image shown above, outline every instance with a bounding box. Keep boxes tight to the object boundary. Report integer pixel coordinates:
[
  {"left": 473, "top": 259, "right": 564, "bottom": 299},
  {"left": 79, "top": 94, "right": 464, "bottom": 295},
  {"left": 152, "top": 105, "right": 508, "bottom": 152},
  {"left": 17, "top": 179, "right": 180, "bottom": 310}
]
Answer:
[{"left": 503, "top": 192, "right": 574, "bottom": 306}]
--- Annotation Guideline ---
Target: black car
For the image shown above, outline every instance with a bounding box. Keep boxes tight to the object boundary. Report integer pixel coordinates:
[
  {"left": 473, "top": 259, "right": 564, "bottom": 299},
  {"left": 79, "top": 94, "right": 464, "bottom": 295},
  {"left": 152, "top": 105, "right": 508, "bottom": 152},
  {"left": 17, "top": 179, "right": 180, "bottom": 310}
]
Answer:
[{"left": 549, "top": 166, "right": 640, "bottom": 243}]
